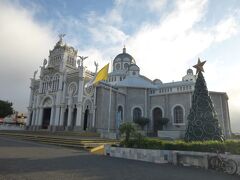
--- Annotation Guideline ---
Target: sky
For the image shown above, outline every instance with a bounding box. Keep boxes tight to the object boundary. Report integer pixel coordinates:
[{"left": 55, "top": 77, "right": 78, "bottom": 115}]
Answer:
[{"left": 0, "top": 0, "right": 240, "bottom": 133}]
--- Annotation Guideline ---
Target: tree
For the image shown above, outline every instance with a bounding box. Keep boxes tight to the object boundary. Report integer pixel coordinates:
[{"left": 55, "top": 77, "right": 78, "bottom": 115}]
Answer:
[
  {"left": 0, "top": 100, "right": 14, "bottom": 118},
  {"left": 119, "top": 122, "right": 136, "bottom": 144},
  {"left": 133, "top": 117, "right": 149, "bottom": 130},
  {"left": 155, "top": 117, "right": 169, "bottom": 130},
  {"left": 185, "top": 60, "right": 224, "bottom": 141}
]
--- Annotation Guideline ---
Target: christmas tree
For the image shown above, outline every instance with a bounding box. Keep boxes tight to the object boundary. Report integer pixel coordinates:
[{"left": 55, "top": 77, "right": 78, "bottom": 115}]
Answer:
[{"left": 185, "top": 58, "right": 224, "bottom": 141}]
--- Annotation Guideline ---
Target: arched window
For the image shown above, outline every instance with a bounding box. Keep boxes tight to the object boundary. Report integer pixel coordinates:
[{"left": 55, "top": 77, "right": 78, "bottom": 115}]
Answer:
[
  {"left": 153, "top": 107, "right": 163, "bottom": 132},
  {"left": 153, "top": 107, "right": 162, "bottom": 120},
  {"left": 173, "top": 106, "right": 184, "bottom": 124},
  {"left": 133, "top": 107, "right": 142, "bottom": 121},
  {"left": 42, "top": 76, "right": 50, "bottom": 93},
  {"left": 52, "top": 74, "right": 60, "bottom": 92},
  {"left": 117, "top": 106, "right": 123, "bottom": 121}
]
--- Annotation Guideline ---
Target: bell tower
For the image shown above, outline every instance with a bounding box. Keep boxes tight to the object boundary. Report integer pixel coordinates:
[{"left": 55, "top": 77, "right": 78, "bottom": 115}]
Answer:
[{"left": 48, "top": 34, "right": 78, "bottom": 71}]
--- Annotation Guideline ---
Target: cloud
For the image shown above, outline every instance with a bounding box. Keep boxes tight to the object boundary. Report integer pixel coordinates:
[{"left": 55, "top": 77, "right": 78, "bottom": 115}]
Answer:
[
  {"left": 147, "top": 0, "right": 166, "bottom": 12},
  {"left": 0, "top": 1, "right": 55, "bottom": 112},
  {"left": 123, "top": 0, "right": 239, "bottom": 132},
  {"left": 0, "top": 0, "right": 239, "bottom": 132},
  {"left": 126, "top": 0, "right": 209, "bottom": 81},
  {"left": 214, "top": 16, "right": 239, "bottom": 42}
]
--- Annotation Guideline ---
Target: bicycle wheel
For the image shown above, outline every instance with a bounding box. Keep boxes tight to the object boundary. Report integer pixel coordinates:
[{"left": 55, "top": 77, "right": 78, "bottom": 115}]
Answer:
[
  {"left": 224, "top": 159, "right": 238, "bottom": 175},
  {"left": 209, "top": 157, "right": 220, "bottom": 169}
]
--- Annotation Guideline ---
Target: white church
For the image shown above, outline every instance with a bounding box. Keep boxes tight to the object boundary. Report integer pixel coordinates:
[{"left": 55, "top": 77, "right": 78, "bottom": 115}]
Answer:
[{"left": 26, "top": 36, "right": 232, "bottom": 139}]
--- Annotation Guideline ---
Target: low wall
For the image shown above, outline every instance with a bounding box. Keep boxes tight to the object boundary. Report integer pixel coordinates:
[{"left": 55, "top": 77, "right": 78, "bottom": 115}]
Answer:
[
  {"left": 157, "top": 130, "right": 185, "bottom": 139},
  {"left": 104, "top": 145, "right": 240, "bottom": 175}
]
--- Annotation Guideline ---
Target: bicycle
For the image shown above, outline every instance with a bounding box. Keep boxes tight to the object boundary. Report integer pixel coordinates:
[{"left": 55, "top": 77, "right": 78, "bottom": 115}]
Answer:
[{"left": 208, "top": 151, "right": 238, "bottom": 175}]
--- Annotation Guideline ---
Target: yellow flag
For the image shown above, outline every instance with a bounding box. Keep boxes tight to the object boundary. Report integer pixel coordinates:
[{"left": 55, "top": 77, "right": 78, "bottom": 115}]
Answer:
[{"left": 93, "top": 63, "right": 109, "bottom": 85}]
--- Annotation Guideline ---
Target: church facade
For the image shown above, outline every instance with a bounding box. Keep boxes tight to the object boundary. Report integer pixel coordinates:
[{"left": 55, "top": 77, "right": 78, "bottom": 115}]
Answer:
[{"left": 27, "top": 37, "right": 232, "bottom": 139}]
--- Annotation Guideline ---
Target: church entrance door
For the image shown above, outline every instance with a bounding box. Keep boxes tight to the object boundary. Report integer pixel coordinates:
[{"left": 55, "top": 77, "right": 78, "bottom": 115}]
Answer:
[
  {"left": 42, "top": 108, "right": 51, "bottom": 129},
  {"left": 83, "top": 107, "right": 89, "bottom": 130},
  {"left": 153, "top": 108, "right": 163, "bottom": 135}
]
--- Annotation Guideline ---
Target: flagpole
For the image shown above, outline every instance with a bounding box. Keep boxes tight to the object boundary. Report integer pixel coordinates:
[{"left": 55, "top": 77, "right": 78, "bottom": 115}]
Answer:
[
  {"left": 107, "top": 59, "right": 113, "bottom": 133},
  {"left": 108, "top": 85, "right": 112, "bottom": 132}
]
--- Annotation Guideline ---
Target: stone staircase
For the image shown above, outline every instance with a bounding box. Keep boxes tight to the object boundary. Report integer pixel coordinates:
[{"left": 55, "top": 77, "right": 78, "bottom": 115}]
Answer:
[{"left": 0, "top": 130, "right": 119, "bottom": 151}]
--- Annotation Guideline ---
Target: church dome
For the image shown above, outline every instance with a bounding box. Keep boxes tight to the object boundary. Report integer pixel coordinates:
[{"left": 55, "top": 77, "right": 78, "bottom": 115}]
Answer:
[{"left": 113, "top": 47, "right": 136, "bottom": 64}]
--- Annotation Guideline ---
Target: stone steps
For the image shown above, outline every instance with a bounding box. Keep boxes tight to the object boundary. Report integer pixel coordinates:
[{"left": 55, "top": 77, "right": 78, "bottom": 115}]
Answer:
[{"left": 0, "top": 131, "right": 119, "bottom": 151}]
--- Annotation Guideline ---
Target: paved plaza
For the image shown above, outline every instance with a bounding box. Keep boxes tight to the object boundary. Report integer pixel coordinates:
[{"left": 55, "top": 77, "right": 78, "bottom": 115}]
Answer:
[{"left": 0, "top": 136, "right": 238, "bottom": 180}]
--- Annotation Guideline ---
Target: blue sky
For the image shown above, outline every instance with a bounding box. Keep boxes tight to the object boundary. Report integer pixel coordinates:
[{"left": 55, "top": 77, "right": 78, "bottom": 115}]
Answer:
[{"left": 0, "top": 0, "right": 240, "bottom": 132}]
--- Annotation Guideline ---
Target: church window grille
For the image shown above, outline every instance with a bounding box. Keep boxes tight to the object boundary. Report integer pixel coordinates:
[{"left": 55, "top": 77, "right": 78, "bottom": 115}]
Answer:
[
  {"left": 117, "top": 106, "right": 123, "bottom": 122},
  {"left": 52, "top": 74, "right": 60, "bottom": 92},
  {"left": 124, "top": 63, "right": 129, "bottom": 69},
  {"left": 133, "top": 107, "right": 142, "bottom": 121},
  {"left": 42, "top": 76, "right": 50, "bottom": 93},
  {"left": 173, "top": 106, "right": 184, "bottom": 124}
]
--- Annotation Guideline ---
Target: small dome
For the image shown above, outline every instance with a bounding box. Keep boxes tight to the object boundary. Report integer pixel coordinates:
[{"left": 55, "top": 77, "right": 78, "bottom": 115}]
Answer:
[
  {"left": 153, "top": 79, "right": 162, "bottom": 84},
  {"left": 129, "top": 64, "right": 139, "bottom": 71},
  {"left": 113, "top": 47, "right": 136, "bottom": 64},
  {"left": 187, "top": 68, "right": 193, "bottom": 75}
]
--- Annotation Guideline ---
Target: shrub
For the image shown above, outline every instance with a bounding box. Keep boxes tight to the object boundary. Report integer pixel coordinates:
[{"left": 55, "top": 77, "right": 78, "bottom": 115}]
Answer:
[
  {"left": 225, "top": 140, "right": 240, "bottom": 154},
  {"left": 154, "top": 117, "right": 169, "bottom": 130},
  {"left": 120, "top": 138, "right": 240, "bottom": 155},
  {"left": 119, "top": 122, "right": 136, "bottom": 145},
  {"left": 133, "top": 117, "right": 149, "bottom": 130}
]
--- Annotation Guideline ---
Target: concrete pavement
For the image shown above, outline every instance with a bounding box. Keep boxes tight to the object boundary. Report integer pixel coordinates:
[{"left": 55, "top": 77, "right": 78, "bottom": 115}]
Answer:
[{"left": 0, "top": 136, "right": 238, "bottom": 180}]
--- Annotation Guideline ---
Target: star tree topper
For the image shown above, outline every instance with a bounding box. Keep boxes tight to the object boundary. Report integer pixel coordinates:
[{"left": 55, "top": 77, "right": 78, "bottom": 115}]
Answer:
[{"left": 193, "top": 58, "right": 206, "bottom": 74}]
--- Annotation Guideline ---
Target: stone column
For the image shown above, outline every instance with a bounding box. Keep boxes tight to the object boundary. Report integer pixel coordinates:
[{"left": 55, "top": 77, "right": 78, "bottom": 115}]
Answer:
[
  {"left": 67, "top": 97, "right": 73, "bottom": 130},
  {"left": 37, "top": 107, "right": 44, "bottom": 129},
  {"left": 49, "top": 106, "right": 55, "bottom": 131},
  {"left": 35, "top": 108, "right": 40, "bottom": 130},
  {"left": 61, "top": 71, "right": 67, "bottom": 103},
  {"left": 31, "top": 94, "right": 38, "bottom": 130},
  {"left": 59, "top": 106, "right": 65, "bottom": 129},
  {"left": 27, "top": 79, "right": 34, "bottom": 128},
  {"left": 54, "top": 105, "right": 61, "bottom": 130},
  {"left": 75, "top": 64, "right": 84, "bottom": 130},
  {"left": 67, "top": 106, "right": 73, "bottom": 130},
  {"left": 54, "top": 73, "right": 63, "bottom": 124},
  {"left": 31, "top": 109, "right": 36, "bottom": 128},
  {"left": 34, "top": 95, "right": 41, "bottom": 130}
]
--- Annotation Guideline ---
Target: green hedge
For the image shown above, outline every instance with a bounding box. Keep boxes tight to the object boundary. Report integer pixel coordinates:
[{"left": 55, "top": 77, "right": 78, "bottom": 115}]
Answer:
[{"left": 121, "top": 138, "right": 240, "bottom": 155}]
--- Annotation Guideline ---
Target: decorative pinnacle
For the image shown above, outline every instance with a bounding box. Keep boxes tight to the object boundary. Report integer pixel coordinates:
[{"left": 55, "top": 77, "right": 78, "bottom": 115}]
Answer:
[
  {"left": 193, "top": 58, "right": 206, "bottom": 74},
  {"left": 123, "top": 45, "right": 126, "bottom": 53},
  {"left": 78, "top": 56, "right": 88, "bottom": 66},
  {"left": 58, "top": 34, "right": 65, "bottom": 42}
]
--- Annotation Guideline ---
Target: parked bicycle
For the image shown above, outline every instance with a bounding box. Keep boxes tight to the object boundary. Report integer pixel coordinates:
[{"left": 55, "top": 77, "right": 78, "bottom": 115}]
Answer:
[{"left": 208, "top": 151, "right": 238, "bottom": 175}]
